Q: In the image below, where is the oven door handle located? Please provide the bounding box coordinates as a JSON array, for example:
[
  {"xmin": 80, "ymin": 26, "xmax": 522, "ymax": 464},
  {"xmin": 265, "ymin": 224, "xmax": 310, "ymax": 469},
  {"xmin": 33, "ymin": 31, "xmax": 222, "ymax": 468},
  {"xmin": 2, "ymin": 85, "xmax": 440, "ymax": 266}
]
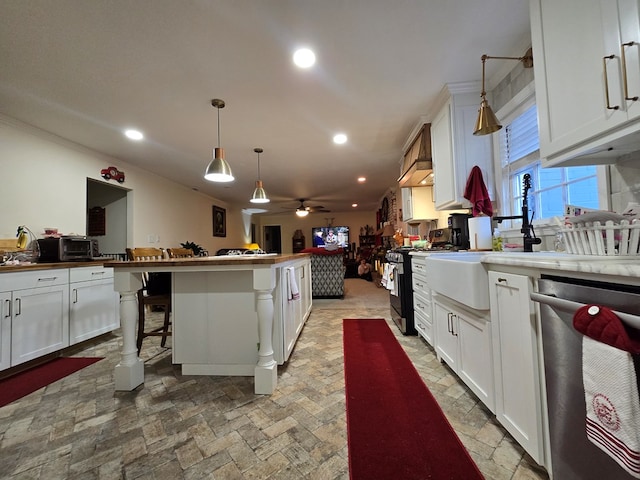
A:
[{"xmin": 530, "ymin": 291, "xmax": 640, "ymax": 330}]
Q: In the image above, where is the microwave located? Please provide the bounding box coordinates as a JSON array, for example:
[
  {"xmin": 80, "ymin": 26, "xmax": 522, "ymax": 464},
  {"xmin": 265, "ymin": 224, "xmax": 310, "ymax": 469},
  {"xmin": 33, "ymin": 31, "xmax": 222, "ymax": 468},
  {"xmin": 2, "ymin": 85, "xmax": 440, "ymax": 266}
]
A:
[{"xmin": 37, "ymin": 236, "xmax": 94, "ymax": 262}]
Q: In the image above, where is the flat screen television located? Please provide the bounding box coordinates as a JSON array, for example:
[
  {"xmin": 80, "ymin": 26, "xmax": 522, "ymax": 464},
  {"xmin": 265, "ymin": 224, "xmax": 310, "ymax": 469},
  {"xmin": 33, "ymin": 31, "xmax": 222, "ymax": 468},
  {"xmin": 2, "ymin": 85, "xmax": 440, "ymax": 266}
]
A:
[{"xmin": 311, "ymin": 226, "xmax": 350, "ymax": 248}]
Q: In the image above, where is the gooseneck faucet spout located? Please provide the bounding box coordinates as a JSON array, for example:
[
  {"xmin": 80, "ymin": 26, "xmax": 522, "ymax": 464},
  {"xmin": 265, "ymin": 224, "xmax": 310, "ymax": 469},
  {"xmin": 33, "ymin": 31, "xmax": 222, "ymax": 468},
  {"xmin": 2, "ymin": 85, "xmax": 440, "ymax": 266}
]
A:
[{"xmin": 493, "ymin": 173, "xmax": 542, "ymax": 252}]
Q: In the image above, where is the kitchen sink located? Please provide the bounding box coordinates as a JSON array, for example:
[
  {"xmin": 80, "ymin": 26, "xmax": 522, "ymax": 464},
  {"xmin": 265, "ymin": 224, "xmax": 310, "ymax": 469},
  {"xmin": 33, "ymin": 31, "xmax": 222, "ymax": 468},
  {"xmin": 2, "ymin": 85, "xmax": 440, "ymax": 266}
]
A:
[{"xmin": 425, "ymin": 252, "xmax": 489, "ymax": 310}]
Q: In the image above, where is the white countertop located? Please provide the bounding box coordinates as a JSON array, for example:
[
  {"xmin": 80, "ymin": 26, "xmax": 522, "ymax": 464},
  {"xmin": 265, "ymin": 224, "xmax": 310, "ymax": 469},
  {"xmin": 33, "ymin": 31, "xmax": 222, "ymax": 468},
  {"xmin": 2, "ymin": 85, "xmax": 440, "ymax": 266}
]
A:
[{"xmin": 410, "ymin": 250, "xmax": 640, "ymax": 279}]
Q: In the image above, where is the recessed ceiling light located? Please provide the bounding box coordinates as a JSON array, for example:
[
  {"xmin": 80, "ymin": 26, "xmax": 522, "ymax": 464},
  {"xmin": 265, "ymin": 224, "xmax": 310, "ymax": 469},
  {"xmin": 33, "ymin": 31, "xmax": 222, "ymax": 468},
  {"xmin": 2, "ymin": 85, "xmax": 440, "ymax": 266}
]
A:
[
  {"xmin": 352, "ymin": 203, "xmax": 358, "ymax": 208},
  {"xmin": 124, "ymin": 129, "xmax": 144, "ymax": 141},
  {"xmin": 357, "ymin": 177, "xmax": 366, "ymax": 183},
  {"xmin": 293, "ymin": 48, "xmax": 316, "ymax": 68},
  {"xmin": 333, "ymin": 133, "xmax": 347, "ymax": 144}
]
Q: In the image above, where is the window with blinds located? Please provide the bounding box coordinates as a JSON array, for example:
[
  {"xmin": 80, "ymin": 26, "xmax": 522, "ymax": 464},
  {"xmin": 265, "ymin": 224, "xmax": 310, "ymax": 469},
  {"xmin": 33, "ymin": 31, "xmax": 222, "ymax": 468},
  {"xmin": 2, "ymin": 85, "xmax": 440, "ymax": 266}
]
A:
[{"xmin": 499, "ymin": 104, "xmax": 599, "ymax": 221}]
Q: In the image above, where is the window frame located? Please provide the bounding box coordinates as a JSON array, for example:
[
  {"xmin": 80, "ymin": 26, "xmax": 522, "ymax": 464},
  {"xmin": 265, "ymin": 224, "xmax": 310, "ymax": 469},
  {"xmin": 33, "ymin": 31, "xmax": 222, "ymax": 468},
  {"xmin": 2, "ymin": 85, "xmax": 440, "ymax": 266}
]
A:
[{"xmin": 490, "ymin": 83, "xmax": 609, "ymax": 233}]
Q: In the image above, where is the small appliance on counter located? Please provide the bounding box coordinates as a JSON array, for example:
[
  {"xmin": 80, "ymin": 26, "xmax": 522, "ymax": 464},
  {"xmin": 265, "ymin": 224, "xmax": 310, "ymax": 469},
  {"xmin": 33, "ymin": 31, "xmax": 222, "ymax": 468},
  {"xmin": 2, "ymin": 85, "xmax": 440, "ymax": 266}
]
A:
[
  {"xmin": 37, "ymin": 236, "xmax": 94, "ymax": 262},
  {"xmin": 448, "ymin": 213, "xmax": 473, "ymax": 250}
]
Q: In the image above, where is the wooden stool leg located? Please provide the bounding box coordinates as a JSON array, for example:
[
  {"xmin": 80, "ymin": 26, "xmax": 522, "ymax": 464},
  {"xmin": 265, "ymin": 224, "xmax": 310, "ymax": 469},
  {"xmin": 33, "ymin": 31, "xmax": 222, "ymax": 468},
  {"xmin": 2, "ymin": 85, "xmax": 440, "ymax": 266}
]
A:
[
  {"xmin": 136, "ymin": 290, "xmax": 145, "ymax": 355},
  {"xmin": 160, "ymin": 306, "xmax": 171, "ymax": 348}
]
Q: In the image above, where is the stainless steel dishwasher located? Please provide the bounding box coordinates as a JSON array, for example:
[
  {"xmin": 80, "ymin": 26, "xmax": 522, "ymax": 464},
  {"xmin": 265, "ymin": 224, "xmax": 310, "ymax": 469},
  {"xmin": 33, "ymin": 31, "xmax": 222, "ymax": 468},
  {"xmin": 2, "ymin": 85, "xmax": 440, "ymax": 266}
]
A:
[{"xmin": 531, "ymin": 275, "xmax": 640, "ymax": 480}]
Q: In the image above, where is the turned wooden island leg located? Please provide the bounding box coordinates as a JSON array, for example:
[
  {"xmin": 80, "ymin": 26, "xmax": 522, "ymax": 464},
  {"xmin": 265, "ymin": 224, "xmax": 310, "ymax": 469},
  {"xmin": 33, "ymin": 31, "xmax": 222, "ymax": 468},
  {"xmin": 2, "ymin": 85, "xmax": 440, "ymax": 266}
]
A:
[
  {"xmin": 253, "ymin": 268, "xmax": 277, "ymax": 394},
  {"xmin": 113, "ymin": 271, "xmax": 144, "ymax": 391}
]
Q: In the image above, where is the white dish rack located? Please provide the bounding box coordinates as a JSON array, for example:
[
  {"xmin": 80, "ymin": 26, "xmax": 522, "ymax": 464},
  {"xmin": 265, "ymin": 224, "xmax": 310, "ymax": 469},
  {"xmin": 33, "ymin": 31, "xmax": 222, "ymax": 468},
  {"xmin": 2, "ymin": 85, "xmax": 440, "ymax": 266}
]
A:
[{"xmin": 560, "ymin": 219, "xmax": 640, "ymax": 256}]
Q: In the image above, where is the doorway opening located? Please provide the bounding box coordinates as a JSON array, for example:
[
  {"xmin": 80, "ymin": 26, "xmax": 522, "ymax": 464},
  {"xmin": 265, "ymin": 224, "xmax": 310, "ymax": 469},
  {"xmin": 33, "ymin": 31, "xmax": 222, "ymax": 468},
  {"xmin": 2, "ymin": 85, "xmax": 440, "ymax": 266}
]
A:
[
  {"xmin": 263, "ymin": 225, "xmax": 282, "ymax": 254},
  {"xmin": 86, "ymin": 178, "xmax": 129, "ymax": 259}
]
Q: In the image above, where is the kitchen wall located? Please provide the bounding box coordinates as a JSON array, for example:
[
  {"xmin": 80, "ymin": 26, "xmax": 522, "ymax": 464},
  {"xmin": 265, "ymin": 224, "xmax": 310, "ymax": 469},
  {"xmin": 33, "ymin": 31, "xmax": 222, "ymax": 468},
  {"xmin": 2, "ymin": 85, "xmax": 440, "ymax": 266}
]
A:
[
  {"xmin": 610, "ymin": 154, "xmax": 640, "ymax": 213},
  {"xmin": 0, "ymin": 115, "xmax": 247, "ymax": 254}
]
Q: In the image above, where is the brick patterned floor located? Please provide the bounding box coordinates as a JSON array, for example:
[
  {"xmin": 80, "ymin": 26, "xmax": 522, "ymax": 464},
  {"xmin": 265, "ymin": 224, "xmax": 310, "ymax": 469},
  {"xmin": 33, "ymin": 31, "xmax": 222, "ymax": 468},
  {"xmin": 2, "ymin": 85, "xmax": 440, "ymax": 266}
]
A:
[{"xmin": 0, "ymin": 278, "xmax": 549, "ymax": 479}]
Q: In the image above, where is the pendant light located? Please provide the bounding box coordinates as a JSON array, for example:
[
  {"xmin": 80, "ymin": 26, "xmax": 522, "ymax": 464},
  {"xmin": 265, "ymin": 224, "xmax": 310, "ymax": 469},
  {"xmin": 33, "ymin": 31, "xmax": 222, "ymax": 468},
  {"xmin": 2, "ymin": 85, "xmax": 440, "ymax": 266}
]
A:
[
  {"xmin": 250, "ymin": 147, "xmax": 270, "ymax": 203},
  {"xmin": 204, "ymin": 98, "xmax": 234, "ymax": 182}
]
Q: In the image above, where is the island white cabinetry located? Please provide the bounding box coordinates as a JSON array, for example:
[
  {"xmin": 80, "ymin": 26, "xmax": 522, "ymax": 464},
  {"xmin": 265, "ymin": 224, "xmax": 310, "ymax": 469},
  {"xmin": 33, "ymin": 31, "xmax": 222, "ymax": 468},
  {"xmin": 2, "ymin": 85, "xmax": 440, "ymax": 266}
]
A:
[
  {"xmin": 0, "ymin": 269, "xmax": 70, "ymax": 367},
  {"xmin": 69, "ymin": 266, "xmax": 120, "ymax": 345},
  {"xmin": 432, "ymin": 292, "xmax": 494, "ymax": 412},
  {"xmin": 411, "ymin": 256, "xmax": 433, "ymax": 345},
  {"xmin": 431, "ymin": 83, "xmax": 493, "ymax": 210},
  {"xmin": 530, "ymin": 0, "xmax": 640, "ymax": 166},
  {"xmin": 488, "ymin": 270, "xmax": 545, "ymax": 465},
  {"xmin": 402, "ymin": 187, "xmax": 437, "ymax": 222},
  {"xmin": 168, "ymin": 255, "xmax": 312, "ymax": 388},
  {"xmin": 275, "ymin": 258, "xmax": 312, "ymax": 363}
]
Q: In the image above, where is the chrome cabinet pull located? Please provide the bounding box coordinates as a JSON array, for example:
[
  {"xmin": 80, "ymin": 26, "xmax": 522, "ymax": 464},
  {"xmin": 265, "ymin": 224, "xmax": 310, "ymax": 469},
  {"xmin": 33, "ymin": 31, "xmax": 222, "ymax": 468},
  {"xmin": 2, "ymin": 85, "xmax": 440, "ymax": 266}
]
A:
[
  {"xmin": 447, "ymin": 312, "xmax": 452, "ymax": 334},
  {"xmin": 603, "ymin": 54, "xmax": 620, "ymax": 110},
  {"xmin": 15, "ymin": 298, "xmax": 21, "ymax": 316},
  {"xmin": 91, "ymin": 271, "xmax": 106, "ymax": 276},
  {"xmin": 37, "ymin": 276, "xmax": 57, "ymax": 282},
  {"xmin": 451, "ymin": 314, "xmax": 458, "ymax": 336},
  {"xmin": 621, "ymin": 41, "xmax": 639, "ymax": 101},
  {"xmin": 73, "ymin": 288, "xmax": 78, "ymax": 303},
  {"xmin": 4, "ymin": 299, "xmax": 10, "ymax": 318}
]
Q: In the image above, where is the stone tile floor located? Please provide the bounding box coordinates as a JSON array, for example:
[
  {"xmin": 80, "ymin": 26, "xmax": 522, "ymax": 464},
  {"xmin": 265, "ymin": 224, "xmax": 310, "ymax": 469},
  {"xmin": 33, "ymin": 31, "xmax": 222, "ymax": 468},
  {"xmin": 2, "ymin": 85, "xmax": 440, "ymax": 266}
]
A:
[{"xmin": 0, "ymin": 278, "xmax": 549, "ymax": 479}]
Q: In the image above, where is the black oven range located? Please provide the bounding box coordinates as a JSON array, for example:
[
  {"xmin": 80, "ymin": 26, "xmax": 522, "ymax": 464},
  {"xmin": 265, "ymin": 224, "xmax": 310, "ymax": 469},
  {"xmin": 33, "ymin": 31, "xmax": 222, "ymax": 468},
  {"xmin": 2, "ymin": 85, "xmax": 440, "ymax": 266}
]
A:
[{"xmin": 385, "ymin": 248, "xmax": 417, "ymax": 335}]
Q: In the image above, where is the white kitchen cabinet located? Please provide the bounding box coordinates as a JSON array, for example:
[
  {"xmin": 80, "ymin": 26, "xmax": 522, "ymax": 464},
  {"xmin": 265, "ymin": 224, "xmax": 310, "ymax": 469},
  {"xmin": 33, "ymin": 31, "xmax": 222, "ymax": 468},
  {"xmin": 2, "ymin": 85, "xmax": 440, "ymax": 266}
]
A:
[
  {"xmin": 431, "ymin": 83, "xmax": 493, "ymax": 210},
  {"xmin": 433, "ymin": 293, "xmax": 494, "ymax": 412},
  {"xmin": 278, "ymin": 259, "xmax": 312, "ymax": 363},
  {"xmin": 411, "ymin": 256, "xmax": 433, "ymax": 345},
  {"xmin": 488, "ymin": 270, "xmax": 545, "ymax": 465},
  {"xmin": 1, "ymin": 269, "xmax": 70, "ymax": 367},
  {"xmin": 69, "ymin": 266, "xmax": 119, "ymax": 345},
  {"xmin": 401, "ymin": 186, "xmax": 437, "ymax": 222},
  {"xmin": 0, "ymin": 291, "xmax": 10, "ymax": 370},
  {"xmin": 530, "ymin": 0, "xmax": 640, "ymax": 167}
]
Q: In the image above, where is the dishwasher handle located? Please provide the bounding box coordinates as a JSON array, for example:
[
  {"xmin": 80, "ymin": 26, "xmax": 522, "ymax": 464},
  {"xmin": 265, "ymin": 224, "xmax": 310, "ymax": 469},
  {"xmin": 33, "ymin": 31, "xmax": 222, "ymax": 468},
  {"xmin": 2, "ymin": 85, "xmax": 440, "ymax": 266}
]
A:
[{"xmin": 531, "ymin": 291, "xmax": 640, "ymax": 330}]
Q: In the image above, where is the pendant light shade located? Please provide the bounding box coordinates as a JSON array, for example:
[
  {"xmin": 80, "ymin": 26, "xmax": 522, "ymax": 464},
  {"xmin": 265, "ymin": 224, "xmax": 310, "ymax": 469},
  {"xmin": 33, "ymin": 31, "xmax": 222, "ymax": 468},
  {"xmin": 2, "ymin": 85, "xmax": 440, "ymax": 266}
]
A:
[
  {"xmin": 250, "ymin": 147, "xmax": 270, "ymax": 203},
  {"xmin": 204, "ymin": 99, "xmax": 234, "ymax": 182}
]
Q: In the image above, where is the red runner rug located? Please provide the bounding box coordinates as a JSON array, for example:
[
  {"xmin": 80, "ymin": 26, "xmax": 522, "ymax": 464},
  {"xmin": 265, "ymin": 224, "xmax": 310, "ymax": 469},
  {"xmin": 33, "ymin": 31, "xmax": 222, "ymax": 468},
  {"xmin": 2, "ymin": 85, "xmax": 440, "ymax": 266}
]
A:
[
  {"xmin": 0, "ymin": 357, "xmax": 103, "ymax": 407},
  {"xmin": 343, "ymin": 319, "xmax": 484, "ymax": 480}
]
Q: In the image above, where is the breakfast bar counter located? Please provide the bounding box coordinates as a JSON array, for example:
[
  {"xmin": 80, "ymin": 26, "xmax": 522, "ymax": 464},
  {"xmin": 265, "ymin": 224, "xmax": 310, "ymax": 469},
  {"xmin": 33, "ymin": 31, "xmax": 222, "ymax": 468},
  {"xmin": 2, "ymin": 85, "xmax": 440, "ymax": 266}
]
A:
[{"xmin": 105, "ymin": 254, "xmax": 311, "ymax": 395}]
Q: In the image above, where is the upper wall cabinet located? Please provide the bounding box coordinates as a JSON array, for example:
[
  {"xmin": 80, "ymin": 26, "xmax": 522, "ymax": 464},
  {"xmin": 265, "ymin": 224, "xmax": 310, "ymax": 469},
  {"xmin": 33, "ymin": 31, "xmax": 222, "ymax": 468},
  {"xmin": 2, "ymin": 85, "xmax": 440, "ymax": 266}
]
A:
[
  {"xmin": 431, "ymin": 83, "xmax": 493, "ymax": 210},
  {"xmin": 530, "ymin": 0, "xmax": 640, "ymax": 167},
  {"xmin": 402, "ymin": 186, "xmax": 438, "ymax": 222}
]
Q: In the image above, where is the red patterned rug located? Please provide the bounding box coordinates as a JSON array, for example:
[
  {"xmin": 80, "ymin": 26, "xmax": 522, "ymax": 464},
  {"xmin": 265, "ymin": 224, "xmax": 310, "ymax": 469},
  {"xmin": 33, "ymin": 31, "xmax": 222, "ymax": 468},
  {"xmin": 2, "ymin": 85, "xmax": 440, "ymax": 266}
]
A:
[
  {"xmin": 0, "ymin": 357, "xmax": 103, "ymax": 407},
  {"xmin": 343, "ymin": 319, "xmax": 484, "ymax": 480}
]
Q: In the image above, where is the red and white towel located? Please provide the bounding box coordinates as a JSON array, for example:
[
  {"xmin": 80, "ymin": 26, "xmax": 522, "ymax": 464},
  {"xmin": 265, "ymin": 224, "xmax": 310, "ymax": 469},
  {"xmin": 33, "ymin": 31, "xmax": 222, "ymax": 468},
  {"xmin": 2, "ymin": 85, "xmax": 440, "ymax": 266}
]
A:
[
  {"xmin": 573, "ymin": 304, "xmax": 640, "ymax": 478},
  {"xmin": 287, "ymin": 267, "xmax": 300, "ymax": 301}
]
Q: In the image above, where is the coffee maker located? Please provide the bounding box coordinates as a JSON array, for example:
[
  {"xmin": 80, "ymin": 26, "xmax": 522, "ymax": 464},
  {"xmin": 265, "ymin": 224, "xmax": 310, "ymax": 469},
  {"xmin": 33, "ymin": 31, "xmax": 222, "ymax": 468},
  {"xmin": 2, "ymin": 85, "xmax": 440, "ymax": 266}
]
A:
[{"xmin": 448, "ymin": 213, "xmax": 473, "ymax": 250}]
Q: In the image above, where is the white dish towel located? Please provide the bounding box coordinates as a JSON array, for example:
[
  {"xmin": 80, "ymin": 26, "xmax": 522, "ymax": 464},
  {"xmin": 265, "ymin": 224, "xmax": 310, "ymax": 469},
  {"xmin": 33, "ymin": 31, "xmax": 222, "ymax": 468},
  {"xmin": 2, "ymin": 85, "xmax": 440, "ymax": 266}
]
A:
[
  {"xmin": 287, "ymin": 266, "xmax": 300, "ymax": 301},
  {"xmin": 574, "ymin": 304, "xmax": 640, "ymax": 478}
]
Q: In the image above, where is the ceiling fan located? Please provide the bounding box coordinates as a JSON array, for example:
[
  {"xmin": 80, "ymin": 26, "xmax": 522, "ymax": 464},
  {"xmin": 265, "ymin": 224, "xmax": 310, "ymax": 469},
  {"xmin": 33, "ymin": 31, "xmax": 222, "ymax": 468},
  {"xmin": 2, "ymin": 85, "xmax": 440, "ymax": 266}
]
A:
[{"xmin": 293, "ymin": 198, "xmax": 330, "ymax": 217}]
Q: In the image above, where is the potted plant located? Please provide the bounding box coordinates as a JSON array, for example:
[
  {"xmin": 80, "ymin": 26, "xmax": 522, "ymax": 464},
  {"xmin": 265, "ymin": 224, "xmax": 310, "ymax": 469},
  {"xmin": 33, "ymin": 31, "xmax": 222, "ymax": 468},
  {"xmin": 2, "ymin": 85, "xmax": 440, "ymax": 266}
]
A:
[{"xmin": 181, "ymin": 241, "xmax": 206, "ymax": 256}]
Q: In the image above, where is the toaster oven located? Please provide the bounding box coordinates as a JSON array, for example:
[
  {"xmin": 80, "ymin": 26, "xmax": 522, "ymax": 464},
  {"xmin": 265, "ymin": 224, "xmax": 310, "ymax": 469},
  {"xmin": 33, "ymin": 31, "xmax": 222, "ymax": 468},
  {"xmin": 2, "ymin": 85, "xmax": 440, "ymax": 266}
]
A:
[{"xmin": 37, "ymin": 236, "xmax": 94, "ymax": 262}]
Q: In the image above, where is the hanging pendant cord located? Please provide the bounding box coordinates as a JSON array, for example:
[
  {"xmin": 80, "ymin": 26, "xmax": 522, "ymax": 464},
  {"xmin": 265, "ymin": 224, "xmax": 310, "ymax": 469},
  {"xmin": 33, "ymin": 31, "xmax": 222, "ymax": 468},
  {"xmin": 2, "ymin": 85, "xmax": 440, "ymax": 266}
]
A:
[{"xmin": 217, "ymin": 107, "xmax": 221, "ymax": 147}]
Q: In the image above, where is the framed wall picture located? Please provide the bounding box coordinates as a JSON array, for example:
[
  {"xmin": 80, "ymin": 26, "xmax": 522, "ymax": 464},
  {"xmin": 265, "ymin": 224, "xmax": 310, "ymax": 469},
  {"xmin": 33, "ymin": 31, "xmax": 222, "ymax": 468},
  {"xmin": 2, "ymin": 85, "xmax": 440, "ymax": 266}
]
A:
[{"xmin": 213, "ymin": 205, "xmax": 226, "ymax": 237}]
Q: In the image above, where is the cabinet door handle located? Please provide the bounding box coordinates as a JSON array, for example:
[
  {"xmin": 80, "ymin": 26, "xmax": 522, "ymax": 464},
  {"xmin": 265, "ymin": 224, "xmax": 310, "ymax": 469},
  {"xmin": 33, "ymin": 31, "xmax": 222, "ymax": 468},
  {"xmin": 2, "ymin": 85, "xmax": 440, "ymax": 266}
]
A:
[
  {"xmin": 15, "ymin": 298, "xmax": 21, "ymax": 316},
  {"xmin": 73, "ymin": 288, "xmax": 78, "ymax": 303},
  {"xmin": 498, "ymin": 277, "xmax": 507, "ymax": 283},
  {"xmin": 451, "ymin": 314, "xmax": 458, "ymax": 336},
  {"xmin": 621, "ymin": 41, "xmax": 639, "ymax": 101},
  {"xmin": 91, "ymin": 271, "xmax": 106, "ymax": 276},
  {"xmin": 603, "ymin": 54, "xmax": 620, "ymax": 110},
  {"xmin": 37, "ymin": 276, "xmax": 58, "ymax": 282},
  {"xmin": 447, "ymin": 312, "xmax": 452, "ymax": 334},
  {"xmin": 4, "ymin": 299, "xmax": 10, "ymax": 318}
]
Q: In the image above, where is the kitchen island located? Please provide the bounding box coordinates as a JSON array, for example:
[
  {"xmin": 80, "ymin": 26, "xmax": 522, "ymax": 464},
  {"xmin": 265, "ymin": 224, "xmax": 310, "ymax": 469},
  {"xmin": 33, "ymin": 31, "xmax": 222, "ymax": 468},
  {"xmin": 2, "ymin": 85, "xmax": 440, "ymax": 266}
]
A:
[{"xmin": 105, "ymin": 254, "xmax": 311, "ymax": 395}]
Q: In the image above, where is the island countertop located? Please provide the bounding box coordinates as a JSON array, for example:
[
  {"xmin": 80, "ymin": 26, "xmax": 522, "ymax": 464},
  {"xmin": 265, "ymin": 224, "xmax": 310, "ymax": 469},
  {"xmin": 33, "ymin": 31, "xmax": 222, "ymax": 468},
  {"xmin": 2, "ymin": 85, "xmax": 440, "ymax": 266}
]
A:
[{"xmin": 104, "ymin": 253, "xmax": 308, "ymax": 269}]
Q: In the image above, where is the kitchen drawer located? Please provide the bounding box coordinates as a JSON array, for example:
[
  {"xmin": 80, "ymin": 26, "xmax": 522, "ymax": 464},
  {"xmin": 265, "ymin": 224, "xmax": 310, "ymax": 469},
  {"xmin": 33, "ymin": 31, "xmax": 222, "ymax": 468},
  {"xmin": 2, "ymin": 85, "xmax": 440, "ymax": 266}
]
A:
[
  {"xmin": 411, "ymin": 257, "xmax": 427, "ymax": 277},
  {"xmin": 0, "ymin": 269, "xmax": 69, "ymax": 292},
  {"xmin": 412, "ymin": 270, "xmax": 428, "ymax": 293},
  {"xmin": 413, "ymin": 292, "xmax": 431, "ymax": 321},
  {"xmin": 69, "ymin": 266, "xmax": 113, "ymax": 283},
  {"xmin": 414, "ymin": 306, "xmax": 433, "ymax": 345}
]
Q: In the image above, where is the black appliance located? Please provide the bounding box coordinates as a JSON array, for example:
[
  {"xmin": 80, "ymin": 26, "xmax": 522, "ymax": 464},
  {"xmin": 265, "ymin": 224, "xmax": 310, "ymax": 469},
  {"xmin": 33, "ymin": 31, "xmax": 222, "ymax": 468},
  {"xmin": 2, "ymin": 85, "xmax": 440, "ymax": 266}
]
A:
[
  {"xmin": 37, "ymin": 236, "xmax": 93, "ymax": 262},
  {"xmin": 448, "ymin": 213, "xmax": 472, "ymax": 249},
  {"xmin": 385, "ymin": 248, "xmax": 417, "ymax": 335}
]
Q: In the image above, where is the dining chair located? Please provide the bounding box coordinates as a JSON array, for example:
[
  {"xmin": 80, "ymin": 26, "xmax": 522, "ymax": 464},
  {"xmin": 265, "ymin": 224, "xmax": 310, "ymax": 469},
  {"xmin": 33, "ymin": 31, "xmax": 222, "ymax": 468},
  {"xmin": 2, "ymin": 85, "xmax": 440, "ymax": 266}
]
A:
[
  {"xmin": 167, "ymin": 247, "xmax": 195, "ymax": 258},
  {"xmin": 126, "ymin": 247, "xmax": 172, "ymax": 354}
]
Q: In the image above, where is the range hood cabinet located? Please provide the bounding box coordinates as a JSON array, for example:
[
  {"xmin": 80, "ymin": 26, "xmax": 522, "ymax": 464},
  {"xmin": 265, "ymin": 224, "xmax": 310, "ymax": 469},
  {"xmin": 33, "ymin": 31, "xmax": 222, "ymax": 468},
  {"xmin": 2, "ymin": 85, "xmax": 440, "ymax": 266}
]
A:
[{"xmin": 398, "ymin": 123, "xmax": 433, "ymax": 188}]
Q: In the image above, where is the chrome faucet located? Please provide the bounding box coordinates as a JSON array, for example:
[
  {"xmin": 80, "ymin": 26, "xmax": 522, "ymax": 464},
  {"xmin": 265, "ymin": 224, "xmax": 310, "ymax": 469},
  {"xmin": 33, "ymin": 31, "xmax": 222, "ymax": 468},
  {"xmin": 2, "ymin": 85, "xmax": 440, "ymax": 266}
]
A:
[{"xmin": 493, "ymin": 173, "xmax": 542, "ymax": 252}]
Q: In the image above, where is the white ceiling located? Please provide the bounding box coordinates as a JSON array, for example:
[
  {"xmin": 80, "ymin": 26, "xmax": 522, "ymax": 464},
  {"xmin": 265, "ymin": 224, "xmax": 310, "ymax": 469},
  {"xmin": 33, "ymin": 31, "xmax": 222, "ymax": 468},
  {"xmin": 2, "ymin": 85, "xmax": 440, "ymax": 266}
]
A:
[{"xmin": 0, "ymin": 0, "xmax": 531, "ymax": 216}]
